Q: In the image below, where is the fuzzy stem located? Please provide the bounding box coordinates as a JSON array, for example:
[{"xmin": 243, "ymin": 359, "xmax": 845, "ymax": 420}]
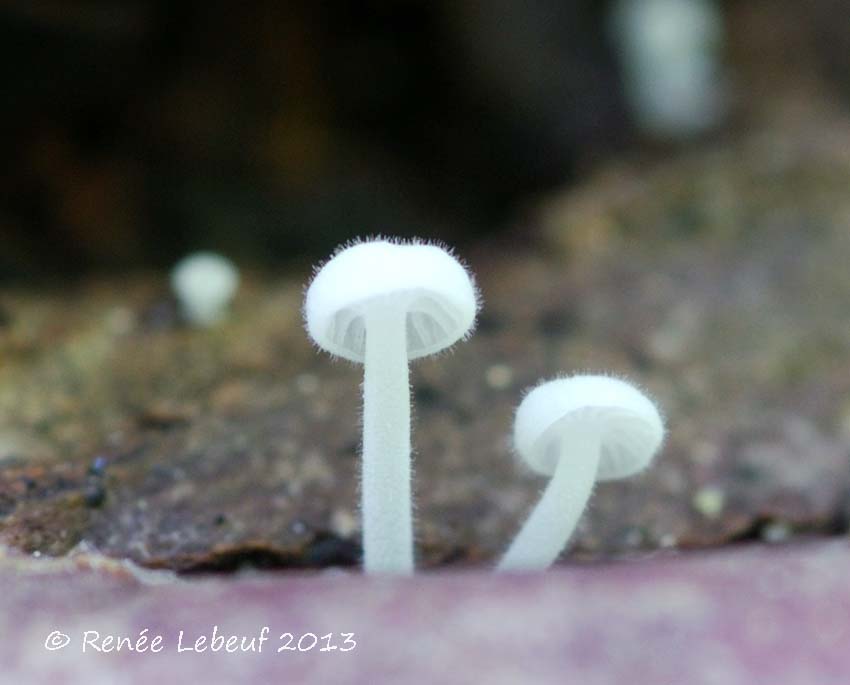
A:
[
  {"xmin": 361, "ymin": 304, "xmax": 413, "ymax": 574},
  {"xmin": 497, "ymin": 432, "xmax": 600, "ymax": 572}
]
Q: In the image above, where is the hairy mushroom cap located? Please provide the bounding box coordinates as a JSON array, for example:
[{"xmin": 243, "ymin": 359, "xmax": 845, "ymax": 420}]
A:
[
  {"xmin": 514, "ymin": 375, "xmax": 665, "ymax": 481},
  {"xmin": 304, "ymin": 239, "xmax": 479, "ymax": 362}
]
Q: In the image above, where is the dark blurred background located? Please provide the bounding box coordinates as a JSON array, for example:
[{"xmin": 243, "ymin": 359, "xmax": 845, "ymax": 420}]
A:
[{"xmin": 1, "ymin": 0, "xmax": 848, "ymax": 282}]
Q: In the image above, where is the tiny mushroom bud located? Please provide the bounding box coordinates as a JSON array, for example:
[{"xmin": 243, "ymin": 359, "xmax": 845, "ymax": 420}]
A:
[
  {"xmin": 305, "ymin": 238, "xmax": 478, "ymax": 574},
  {"xmin": 497, "ymin": 375, "xmax": 664, "ymax": 572},
  {"xmin": 171, "ymin": 251, "xmax": 240, "ymax": 327}
]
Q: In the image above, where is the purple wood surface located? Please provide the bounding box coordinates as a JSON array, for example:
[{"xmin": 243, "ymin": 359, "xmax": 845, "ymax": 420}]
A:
[{"xmin": 2, "ymin": 540, "xmax": 848, "ymax": 684}]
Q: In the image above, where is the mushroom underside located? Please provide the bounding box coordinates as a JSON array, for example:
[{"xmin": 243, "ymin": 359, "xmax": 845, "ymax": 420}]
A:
[
  {"xmin": 533, "ymin": 414, "xmax": 660, "ymax": 479},
  {"xmin": 329, "ymin": 296, "xmax": 466, "ymax": 360}
]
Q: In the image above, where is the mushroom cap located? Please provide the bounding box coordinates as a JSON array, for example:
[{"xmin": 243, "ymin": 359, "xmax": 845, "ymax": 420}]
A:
[
  {"xmin": 170, "ymin": 251, "xmax": 240, "ymax": 323},
  {"xmin": 514, "ymin": 375, "xmax": 664, "ymax": 481},
  {"xmin": 304, "ymin": 239, "xmax": 478, "ymax": 362}
]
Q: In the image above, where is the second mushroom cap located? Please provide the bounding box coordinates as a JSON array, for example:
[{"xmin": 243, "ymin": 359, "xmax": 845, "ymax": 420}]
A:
[{"xmin": 514, "ymin": 375, "xmax": 665, "ymax": 481}]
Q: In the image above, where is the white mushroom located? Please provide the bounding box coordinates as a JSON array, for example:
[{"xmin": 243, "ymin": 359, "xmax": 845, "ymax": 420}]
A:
[
  {"xmin": 610, "ymin": 0, "xmax": 726, "ymax": 138},
  {"xmin": 304, "ymin": 239, "xmax": 478, "ymax": 573},
  {"xmin": 498, "ymin": 375, "xmax": 664, "ymax": 572},
  {"xmin": 171, "ymin": 252, "xmax": 240, "ymax": 327}
]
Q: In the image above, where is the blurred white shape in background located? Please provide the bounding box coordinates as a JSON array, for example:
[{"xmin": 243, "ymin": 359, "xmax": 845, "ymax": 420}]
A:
[
  {"xmin": 610, "ymin": 0, "xmax": 726, "ymax": 139},
  {"xmin": 171, "ymin": 252, "xmax": 240, "ymax": 327}
]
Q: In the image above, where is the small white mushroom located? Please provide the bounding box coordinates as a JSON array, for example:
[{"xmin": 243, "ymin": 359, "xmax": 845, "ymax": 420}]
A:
[
  {"xmin": 498, "ymin": 375, "xmax": 664, "ymax": 572},
  {"xmin": 304, "ymin": 238, "xmax": 478, "ymax": 574},
  {"xmin": 170, "ymin": 252, "xmax": 240, "ymax": 327},
  {"xmin": 610, "ymin": 0, "xmax": 726, "ymax": 138}
]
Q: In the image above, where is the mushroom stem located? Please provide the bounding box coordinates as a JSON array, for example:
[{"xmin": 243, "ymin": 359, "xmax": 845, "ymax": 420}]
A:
[
  {"xmin": 362, "ymin": 305, "xmax": 413, "ymax": 574},
  {"xmin": 497, "ymin": 432, "xmax": 600, "ymax": 572}
]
